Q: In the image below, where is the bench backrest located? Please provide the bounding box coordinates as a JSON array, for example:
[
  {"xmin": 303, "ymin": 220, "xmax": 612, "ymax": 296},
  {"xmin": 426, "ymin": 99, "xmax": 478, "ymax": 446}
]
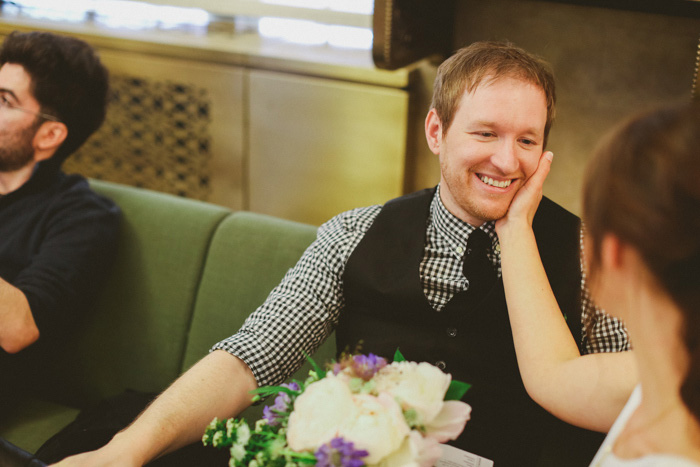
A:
[
  {"xmin": 43, "ymin": 180, "xmax": 330, "ymax": 411},
  {"xmin": 45, "ymin": 180, "xmax": 230, "ymax": 407},
  {"xmin": 182, "ymin": 211, "xmax": 335, "ymax": 421}
]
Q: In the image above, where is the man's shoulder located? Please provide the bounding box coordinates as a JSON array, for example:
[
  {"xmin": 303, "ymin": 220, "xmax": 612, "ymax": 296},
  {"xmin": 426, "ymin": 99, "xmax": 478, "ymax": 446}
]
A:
[
  {"xmin": 15, "ymin": 171, "xmax": 122, "ymax": 240},
  {"xmin": 318, "ymin": 188, "xmax": 436, "ymax": 240},
  {"xmin": 10, "ymin": 168, "xmax": 117, "ymax": 220},
  {"xmin": 320, "ymin": 204, "xmax": 382, "ymax": 237},
  {"xmin": 534, "ymin": 196, "xmax": 581, "ymax": 238},
  {"xmin": 51, "ymin": 172, "xmax": 120, "ymax": 216},
  {"xmin": 533, "ymin": 196, "xmax": 581, "ymax": 261},
  {"xmin": 537, "ymin": 196, "xmax": 579, "ymax": 223}
]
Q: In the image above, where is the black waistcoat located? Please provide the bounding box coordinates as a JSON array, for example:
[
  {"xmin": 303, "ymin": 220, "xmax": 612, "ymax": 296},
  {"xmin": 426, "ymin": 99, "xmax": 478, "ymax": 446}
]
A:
[{"xmin": 337, "ymin": 188, "xmax": 586, "ymax": 466}]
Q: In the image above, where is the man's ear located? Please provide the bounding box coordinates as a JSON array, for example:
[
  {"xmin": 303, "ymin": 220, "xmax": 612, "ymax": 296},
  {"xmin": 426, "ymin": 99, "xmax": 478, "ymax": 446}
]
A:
[
  {"xmin": 425, "ymin": 108, "xmax": 443, "ymax": 156},
  {"xmin": 33, "ymin": 121, "xmax": 68, "ymax": 162}
]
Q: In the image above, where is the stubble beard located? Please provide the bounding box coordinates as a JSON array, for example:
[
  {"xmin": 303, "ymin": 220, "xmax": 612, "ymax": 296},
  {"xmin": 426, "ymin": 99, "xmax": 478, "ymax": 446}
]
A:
[
  {"xmin": 460, "ymin": 193, "xmax": 511, "ymax": 224},
  {"xmin": 0, "ymin": 122, "xmax": 39, "ymax": 172},
  {"xmin": 442, "ymin": 168, "xmax": 513, "ymax": 225}
]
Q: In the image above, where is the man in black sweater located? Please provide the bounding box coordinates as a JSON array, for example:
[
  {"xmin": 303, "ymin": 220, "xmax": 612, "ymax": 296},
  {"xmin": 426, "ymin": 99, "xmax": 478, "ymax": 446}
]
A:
[{"xmin": 0, "ymin": 31, "xmax": 119, "ymax": 387}]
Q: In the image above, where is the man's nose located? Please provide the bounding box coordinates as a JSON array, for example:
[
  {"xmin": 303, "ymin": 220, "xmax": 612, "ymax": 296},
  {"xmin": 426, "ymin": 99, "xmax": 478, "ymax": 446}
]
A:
[{"xmin": 490, "ymin": 139, "xmax": 519, "ymax": 174}]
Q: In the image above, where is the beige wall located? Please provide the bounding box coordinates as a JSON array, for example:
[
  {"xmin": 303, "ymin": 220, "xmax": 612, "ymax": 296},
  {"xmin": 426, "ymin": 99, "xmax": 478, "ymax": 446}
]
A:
[
  {"xmin": 0, "ymin": 15, "xmax": 412, "ymax": 226},
  {"xmin": 3, "ymin": 4, "xmax": 697, "ymax": 220},
  {"xmin": 409, "ymin": 1, "xmax": 700, "ymax": 216}
]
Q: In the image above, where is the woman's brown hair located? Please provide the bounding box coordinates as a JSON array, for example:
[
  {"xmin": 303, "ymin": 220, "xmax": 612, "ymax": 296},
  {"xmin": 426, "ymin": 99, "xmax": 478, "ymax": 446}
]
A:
[{"xmin": 582, "ymin": 101, "xmax": 700, "ymax": 420}]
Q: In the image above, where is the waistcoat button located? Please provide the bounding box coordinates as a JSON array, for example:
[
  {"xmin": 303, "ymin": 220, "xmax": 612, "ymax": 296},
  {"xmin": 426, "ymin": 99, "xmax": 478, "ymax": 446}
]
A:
[
  {"xmin": 447, "ymin": 327, "xmax": 457, "ymax": 337},
  {"xmin": 435, "ymin": 360, "xmax": 446, "ymax": 370}
]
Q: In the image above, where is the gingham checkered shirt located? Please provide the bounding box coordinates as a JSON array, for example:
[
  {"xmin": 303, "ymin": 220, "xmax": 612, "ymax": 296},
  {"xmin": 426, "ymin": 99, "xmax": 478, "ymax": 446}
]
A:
[{"xmin": 213, "ymin": 186, "xmax": 630, "ymax": 386}]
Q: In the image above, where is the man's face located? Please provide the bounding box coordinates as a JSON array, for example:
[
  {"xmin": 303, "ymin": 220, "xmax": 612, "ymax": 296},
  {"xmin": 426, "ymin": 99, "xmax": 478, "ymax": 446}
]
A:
[
  {"xmin": 0, "ymin": 63, "xmax": 40, "ymax": 172},
  {"xmin": 426, "ymin": 76, "xmax": 548, "ymax": 226}
]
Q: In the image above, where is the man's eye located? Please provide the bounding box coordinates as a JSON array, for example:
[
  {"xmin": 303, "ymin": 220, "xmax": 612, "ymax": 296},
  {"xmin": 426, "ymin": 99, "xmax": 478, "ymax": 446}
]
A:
[
  {"xmin": 520, "ymin": 138, "xmax": 537, "ymax": 146},
  {"xmin": 0, "ymin": 95, "xmax": 10, "ymax": 106},
  {"xmin": 475, "ymin": 132, "xmax": 495, "ymax": 138}
]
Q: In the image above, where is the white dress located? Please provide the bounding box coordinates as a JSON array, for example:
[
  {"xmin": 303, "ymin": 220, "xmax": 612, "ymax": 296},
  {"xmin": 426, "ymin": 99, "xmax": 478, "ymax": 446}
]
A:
[{"xmin": 590, "ymin": 385, "xmax": 700, "ymax": 467}]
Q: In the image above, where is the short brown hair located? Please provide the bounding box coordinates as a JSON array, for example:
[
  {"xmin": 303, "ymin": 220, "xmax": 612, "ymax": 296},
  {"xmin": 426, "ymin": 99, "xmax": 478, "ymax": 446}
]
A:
[{"xmin": 431, "ymin": 41, "xmax": 556, "ymax": 147}]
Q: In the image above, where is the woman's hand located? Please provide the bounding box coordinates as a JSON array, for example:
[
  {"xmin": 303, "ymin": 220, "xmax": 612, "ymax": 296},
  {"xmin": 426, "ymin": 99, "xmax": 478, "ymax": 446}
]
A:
[{"xmin": 496, "ymin": 151, "xmax": 553, "ymax": 236}]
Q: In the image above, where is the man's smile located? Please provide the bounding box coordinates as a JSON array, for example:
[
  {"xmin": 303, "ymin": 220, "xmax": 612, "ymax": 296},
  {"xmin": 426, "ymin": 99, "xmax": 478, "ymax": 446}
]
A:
[{"xmin": 477, "ymin": 173, "xmax": 513, "ymax": 189}]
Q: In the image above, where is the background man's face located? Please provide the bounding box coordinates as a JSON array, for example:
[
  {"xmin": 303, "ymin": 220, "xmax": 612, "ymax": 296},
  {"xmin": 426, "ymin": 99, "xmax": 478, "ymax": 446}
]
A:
[
  {"xmin": 430, "ymin": 76, "xmax": 548, "ymax": 226},
  {"xmin": 0, "ymin": 63, "xmax": 40, "ymax": 172}
]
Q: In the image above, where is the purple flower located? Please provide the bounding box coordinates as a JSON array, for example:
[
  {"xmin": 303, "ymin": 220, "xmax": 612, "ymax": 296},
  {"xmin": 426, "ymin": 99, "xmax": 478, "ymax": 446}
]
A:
[
  {"xmin": 332, "ymin": 353, "xmax": 387, "ymax": 381},
  {"xmin": 315, "ymin": 437, "xmax": 368, "ymax": 467},
  {"xmin": 262, "ymin": 405, "xmax": 278, "ymax": 425},
  {"xmin": 263, "ymin": 382, "xmax": 301, "ymax": 426},
  {"xmin": 285, "ymin": 381, "xmax": 301, "ymax": 392},
  {"xmin": 351, "ymin": 353, "xmax": 387, "ymax": 381}
]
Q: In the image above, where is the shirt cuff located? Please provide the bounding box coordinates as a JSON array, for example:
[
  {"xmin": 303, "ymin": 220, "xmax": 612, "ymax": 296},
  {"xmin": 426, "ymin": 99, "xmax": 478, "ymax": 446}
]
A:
[{"xmin": 210, "ymin": 331, "xmax": 280, "ymax": 388}]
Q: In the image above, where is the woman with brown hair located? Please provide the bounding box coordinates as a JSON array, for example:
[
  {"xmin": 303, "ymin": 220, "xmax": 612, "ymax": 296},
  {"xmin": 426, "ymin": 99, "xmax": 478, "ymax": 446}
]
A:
[{"xmin": 497, "ymin": 101, "xmax": 700, "ymax": 465}]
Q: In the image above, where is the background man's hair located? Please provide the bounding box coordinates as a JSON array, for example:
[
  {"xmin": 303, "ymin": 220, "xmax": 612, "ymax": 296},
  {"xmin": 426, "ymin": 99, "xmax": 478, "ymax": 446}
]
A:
[{"xmin": 0, "ymin": 31, "xmax": 109, "ymax": 165}]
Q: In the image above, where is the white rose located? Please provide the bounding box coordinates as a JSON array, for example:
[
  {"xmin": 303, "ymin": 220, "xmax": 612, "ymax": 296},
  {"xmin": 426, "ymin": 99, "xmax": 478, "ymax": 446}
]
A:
[
  {"xmin": 373, "ymin": 361, "xmax": 451, "ymax": 425},
  {"xmin": 338, "ymin": 392, "xmax": 410, "ymax": 464},
  {"xmin": 286, "ymin": 375, "xmax": 357, "ymax": 451},
  {"xmin": 424, "ymin": 400, "xmax": 471, "ymax": 443}
]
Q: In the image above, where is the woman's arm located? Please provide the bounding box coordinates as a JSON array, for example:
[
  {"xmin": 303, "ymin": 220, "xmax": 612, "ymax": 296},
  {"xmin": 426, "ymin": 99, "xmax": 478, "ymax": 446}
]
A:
[{"xmin": 495, "ymin": 151, "xmax": 636, "ymax": 432}]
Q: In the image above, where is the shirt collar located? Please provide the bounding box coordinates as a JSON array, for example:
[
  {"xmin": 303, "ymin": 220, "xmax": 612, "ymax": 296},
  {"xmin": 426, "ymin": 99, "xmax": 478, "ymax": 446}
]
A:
[{"xmin": 431, "ymin": 184, "xmax": 501, "ymax": 259}]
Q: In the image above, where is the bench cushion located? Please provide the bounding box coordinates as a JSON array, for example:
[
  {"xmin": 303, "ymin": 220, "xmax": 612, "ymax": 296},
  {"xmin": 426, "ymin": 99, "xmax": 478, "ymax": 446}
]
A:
[{"xmin": 0, "ymin": 396, "xmax": 80, "ymax": 453}]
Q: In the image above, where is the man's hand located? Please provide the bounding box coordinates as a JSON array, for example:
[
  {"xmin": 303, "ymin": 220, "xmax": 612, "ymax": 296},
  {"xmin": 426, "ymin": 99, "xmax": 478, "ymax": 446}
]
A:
[
  {"xmin": 496, "ymin": 151, "xmax": 553, "ymax": 235},
  {"xmin": 51, "ymin": 446, "xmax": 138, "ymax": 467}
]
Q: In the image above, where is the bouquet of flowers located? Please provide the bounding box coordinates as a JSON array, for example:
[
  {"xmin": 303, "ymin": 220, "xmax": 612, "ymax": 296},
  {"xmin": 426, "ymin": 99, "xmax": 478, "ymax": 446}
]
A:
[{"xmin": 202, "ymin": 350, "xmax": 471, "ymax": 467}]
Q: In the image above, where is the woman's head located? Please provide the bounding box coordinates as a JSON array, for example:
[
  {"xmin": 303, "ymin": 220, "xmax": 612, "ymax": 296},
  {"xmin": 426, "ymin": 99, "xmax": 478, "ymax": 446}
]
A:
[{"xmin": 582, "ymin": 101, "xmax": 700, "ymax": 417}]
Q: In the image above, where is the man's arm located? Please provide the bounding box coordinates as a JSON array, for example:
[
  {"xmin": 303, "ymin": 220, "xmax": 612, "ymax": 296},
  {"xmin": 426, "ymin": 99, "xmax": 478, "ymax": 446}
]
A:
[
  {"xmin": 0, "ymin": 277, "xmax": 39, "ymax": 353},
  {"xmin": 4, "ymin": 178, "xmax": 120, "ymax": 349},
  {"xmin": 54, "ymin": 350, "xmax": 257, "ymax": 466},
  {"xmin": 211, "ymin": 205, "xmax": 382, "ymax": 388},
  {"xmin": 55, "ymin": 205, "xmax": 381, "ymax": 466}
]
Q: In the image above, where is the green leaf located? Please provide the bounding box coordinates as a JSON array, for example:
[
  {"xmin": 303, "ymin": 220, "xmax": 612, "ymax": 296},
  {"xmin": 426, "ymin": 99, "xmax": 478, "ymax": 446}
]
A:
[
  {"xmin": 444, "ymin": 380, "xmax": 471, "ymax": 401},
  {"xmin": 393, "ymin": 348, "xmax": 406, "ymax": 362},
  {"xmin": 303, "ymin": 351, "xmax": 326, "ymax": 380},
  {"xmin": 286, "ymin": 450, "xmax": 317, "ymax": 462},
  {"xmin": 251, "ymin": 385, "xmax": 298, "ymax": 398}
]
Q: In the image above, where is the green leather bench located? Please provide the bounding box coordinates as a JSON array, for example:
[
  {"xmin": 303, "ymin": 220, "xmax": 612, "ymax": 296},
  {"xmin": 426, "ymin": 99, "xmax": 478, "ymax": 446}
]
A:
[{"xmin": 0, "ymin": 179, "xmax": 335, "ymax": 454}]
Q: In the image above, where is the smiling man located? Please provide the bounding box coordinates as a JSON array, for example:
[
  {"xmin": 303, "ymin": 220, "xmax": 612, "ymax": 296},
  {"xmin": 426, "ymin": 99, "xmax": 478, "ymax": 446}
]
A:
[
  {"xmin": 428, "ymin": 76, "xmax": 549, "ymax": 225},
  {"xmin": 56, "ymin": 42, "xmax": 628, "ymax": 467},
  {"xmin": 0, "ymin": 31, "xmax": 119, "ymax": 392}
]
